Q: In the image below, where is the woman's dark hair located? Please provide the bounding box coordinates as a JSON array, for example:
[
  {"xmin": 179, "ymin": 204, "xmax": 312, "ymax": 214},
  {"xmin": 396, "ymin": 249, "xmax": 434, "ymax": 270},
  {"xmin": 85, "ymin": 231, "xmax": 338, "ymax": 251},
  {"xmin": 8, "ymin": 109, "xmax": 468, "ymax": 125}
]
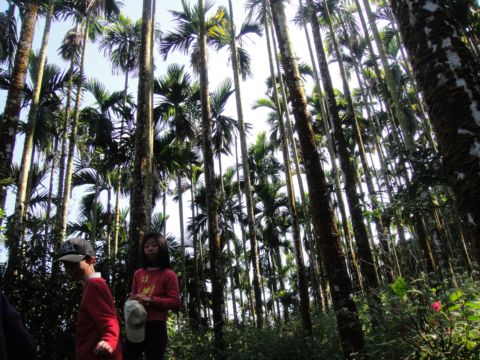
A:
[{"xmin": 139, "ymin": 232, "xmax": 171, "ymax": 269}]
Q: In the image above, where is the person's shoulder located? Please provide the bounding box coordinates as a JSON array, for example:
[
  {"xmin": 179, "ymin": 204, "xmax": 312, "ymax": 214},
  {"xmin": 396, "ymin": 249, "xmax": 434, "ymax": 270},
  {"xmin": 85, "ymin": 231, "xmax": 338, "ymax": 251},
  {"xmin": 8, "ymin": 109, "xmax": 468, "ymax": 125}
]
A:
[
  {"xmin": 86, "ymin": 276, "xmax": 109, "ymax": 291},
  {"xmin": 134, "ymin": 268, "xmax": 145, "ymax": 277},
  {"xmin": 162, "ymin": 268, "xmax": 178, "ymax": 278}
]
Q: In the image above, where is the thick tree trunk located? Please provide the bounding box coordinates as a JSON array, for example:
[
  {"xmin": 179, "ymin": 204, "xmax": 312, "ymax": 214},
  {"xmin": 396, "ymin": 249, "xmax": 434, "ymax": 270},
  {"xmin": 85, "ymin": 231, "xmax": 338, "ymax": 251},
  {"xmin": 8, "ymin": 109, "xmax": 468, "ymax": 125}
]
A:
[
  {"xmin": 0, "ymin": 0, "xmax": 39, "ymax": 206},
  {"xmin": 390, "ymin": 0, "xmax": 480, "ymax": 261},
  {"xmin": 128, "ymin": 0, "xmax": 154, "ymax": 275},
  {"xmin": 228, "ymin": 0, "xmax": 263, "ymax": 329},
  {"xmin": 199, "ymin": 0, "xmax": 225, "ymax": 347},
  {"xmin": 268, "ymin": 0, "xmax": 364, "ymax": 355},
  {"xmin": 306, "ymin": 0, "xmax": 379, "ymax": 290}
]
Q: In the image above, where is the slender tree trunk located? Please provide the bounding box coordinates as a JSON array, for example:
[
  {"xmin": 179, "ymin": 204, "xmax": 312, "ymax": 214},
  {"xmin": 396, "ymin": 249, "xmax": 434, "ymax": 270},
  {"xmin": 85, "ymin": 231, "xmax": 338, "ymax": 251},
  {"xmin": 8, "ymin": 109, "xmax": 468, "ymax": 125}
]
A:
[
  {"xmin": 264, "ymin": 13, "xmax": 311, "ymax": 333},
  {"xmin": 128, "ymin": 0, "xmax": 154, "ymax": 275},
  {"xmin": 296, "ymin": 1, "xmax": 362, "ymax": 292},
  {"xmin": 391, "ymin": 0, "xmax": 480, "ymax": 261},
  {"xmin": 177, "ymin": 175, "xmax": 188, "ymax": 318},
  {"xmin": 114, "ymin": 69, "xmax": 130, "ymax": 253},
  {"xmin": 235, "ymin": 136, "xmax": 255, "ymax": 324},
  {"xmin": 268, "ymin": 0, "xmax": 364, "ymax": 355},
  {"xmin": 226, "ymin": 237, "xmax": 238, "ymax": 326},
  {"xmin": 91, "ymin": 173, "xmax": 100, "ymax": 245},
  {"xmin": 328, "ymin": 5, "xmax": 393, "ymax": 282},
  {"xmin": 199, "ymin": 0, "xmax": 225, "ymax": 347},
  {"xmin": 56, "ymin": 60, "xmax": 75, "ymax": 228},
  {"xmin": 268, "ymin": 15, "xmax": 324, "ymax": 309},
  {"xmin": 106, "ymin": 188, "xmax": 112, "ymax": 256},
  {"xmin": 360, "ymin": 0, "xmax": 415, "ymax": 152},
  {"xmin": 58, "ymin": 21, "xmax": 89, "ymax": 242},
  {"xmin": 228, "ymin": 0, "xmax": 263, "ymax": 329},
  {"xmin": 6, "ymin": 0, "xmax": 54, "ymax": 279},
  {"xmin": 190, "ymin": 176, "xmax": 201, "ymax": 325},
  {"xmin": 0, "ymin": 0, "xmax": 39, "ymax": 207},
  {"xmin": 306, "ymin": 0, "xmax": 378, "ymax": 290},
  {"xmin": 44, "ymin": 142, "xmax": 58, "ymax": 274}
]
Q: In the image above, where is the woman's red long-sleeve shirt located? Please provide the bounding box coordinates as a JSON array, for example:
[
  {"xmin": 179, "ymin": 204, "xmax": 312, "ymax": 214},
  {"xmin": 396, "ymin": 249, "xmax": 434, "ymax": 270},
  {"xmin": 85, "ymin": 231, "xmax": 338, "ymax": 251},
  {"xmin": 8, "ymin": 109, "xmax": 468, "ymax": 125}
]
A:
[{"xmin": 131, "ymin": 268, "xmax": 181, "ymax": 321}]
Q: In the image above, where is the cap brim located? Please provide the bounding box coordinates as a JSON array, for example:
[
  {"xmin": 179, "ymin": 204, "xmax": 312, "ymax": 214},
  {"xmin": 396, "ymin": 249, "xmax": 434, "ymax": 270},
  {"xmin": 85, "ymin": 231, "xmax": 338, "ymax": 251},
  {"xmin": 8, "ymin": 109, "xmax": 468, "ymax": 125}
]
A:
[
  {"xmin": 57, "ymin": 254, "xmax": 86, "ymax": 262},
  {"xmin": 126, "ymin": 326, "xmax": 145, "ymax": 343}
]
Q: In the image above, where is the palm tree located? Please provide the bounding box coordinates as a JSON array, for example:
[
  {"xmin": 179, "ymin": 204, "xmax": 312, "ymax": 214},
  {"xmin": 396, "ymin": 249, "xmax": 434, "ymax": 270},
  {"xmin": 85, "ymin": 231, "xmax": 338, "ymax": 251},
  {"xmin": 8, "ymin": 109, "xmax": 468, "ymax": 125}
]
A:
[
  {"xmin": 128, "ymin": 0, "xmax": 154, "ymax": 275},
  {"xmin": 305, "ymin": 0, "xmax": 379, "ymax": 291},
  {"xmin": 100, "ymin": 13, "xmax": 142, "ymax": 253},
  {"xmin": 0, "ymin": 0, "xmax": 40, "ymax": 208},
  {"xmin": 198, "ymin": 0, "xmax": 225, "ymax": 346},
  {"xmin": 390, "ymin": 0, "xmax": 480, "ymax": 260},
  {"xmin": 211, "ymin": 78, "xmax": 236, "ymax": 190},
  {"xmin": 268, "ymin": 0, "xmax": 364, "ymax": 355},
  {"xmin": 160, "ymin": 0, "xmax": 226, "ymax": 70},
  {"xmin": 154, "ymin": 63, "xmax": 199, "ymax": 318},
  {"xmin": 224, "ymin": 0, "xmax": 265, "ymax": 328},
  {"xmin": 58, "ymin": 0, "xmax": 121, "ymax": 243},
  {"xmin": 0, "ymin": 3, "xmax": 18, "ymax": 70},
  {"xmin": 8, "ymin": 0, "xmax": 56, "ymax": 270}
]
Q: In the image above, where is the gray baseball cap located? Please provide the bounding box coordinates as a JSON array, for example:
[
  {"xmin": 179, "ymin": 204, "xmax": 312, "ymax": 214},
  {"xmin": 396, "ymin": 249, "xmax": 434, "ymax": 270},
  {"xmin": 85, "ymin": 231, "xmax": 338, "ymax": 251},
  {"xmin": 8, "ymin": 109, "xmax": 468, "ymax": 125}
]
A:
[
  {"xmin": 57, "ymin": 238, "xmax": 95, "ymax": 262},
  {"xmin": 124, "ymin": 299, "xmax": 147, "ymax": 343}
]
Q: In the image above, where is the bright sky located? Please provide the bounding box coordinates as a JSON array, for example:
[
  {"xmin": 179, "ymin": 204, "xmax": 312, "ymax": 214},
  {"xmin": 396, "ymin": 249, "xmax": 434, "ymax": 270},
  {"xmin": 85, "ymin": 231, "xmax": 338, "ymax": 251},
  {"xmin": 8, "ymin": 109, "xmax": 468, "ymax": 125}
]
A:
[{"xmin": 0, "ymin": 0, "xmax": 345, "ymax": 252}]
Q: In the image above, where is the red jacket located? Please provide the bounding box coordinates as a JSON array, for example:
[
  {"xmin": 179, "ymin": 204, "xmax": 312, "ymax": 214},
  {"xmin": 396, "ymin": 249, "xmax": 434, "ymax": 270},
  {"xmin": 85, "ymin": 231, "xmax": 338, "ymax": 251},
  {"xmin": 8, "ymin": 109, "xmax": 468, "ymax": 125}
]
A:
[
  {"xmin": 131, "ymin": 268, "xmax": 181, "ymax": 321},
  {"xmin": 76, "ymin": 275, "xmax": 121, "ymax": 360}
]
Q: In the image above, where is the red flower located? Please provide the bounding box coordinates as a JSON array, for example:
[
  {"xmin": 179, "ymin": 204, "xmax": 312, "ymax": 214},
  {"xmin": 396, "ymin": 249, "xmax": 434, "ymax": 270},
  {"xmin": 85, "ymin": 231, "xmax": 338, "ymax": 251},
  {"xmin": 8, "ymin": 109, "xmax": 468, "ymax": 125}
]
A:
[{"xmin": 431, "ymin": 301, "xmax": 442, "ymax": 313}]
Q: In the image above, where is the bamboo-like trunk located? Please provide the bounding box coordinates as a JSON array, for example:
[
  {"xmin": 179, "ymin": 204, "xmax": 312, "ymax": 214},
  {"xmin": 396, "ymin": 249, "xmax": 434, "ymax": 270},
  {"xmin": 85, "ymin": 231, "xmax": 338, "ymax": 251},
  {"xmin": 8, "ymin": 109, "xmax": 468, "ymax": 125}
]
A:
[
  {"xmin": 360, "ymin": 0, "xmax": 415, "ymax": 152},
  {"xmin": 234, "ymin": 136, "xmax": 255, "ymax": 324},
  {"xmin": 59, "ymin": 21, "xmax": 89, "ymax": 242},
  {"xmin": 264, "ymin": 12, "xmax": 311, "ymax": 333},
  {"xmin": 177, "ymin": 175, "xmax": 188, "ymax": 319},
  {"xmin": 113, "ymin": 68, "xmax": 130, "ymax": 254},
  {"xmin": 306, "ymin": 0, "xmax": 379, "ymax": 290},
  {"xmin": 227, "ymin": 0, "xmax": 263, "ymax": 329},
  {"xmin": 327, "ymin": 4, "xmax": 393, "ymax": 283},
  {"xmin": 268, "ymin": 15, "xmax": 324, "ymax": 311}
]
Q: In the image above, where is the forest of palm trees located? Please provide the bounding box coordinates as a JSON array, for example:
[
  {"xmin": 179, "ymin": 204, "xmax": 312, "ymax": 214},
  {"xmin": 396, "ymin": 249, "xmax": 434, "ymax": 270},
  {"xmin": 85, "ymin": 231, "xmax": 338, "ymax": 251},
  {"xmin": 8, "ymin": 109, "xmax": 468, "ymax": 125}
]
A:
[{"xmin": 1, "ymin": 0, "xmax": 480, "ymax": 358}]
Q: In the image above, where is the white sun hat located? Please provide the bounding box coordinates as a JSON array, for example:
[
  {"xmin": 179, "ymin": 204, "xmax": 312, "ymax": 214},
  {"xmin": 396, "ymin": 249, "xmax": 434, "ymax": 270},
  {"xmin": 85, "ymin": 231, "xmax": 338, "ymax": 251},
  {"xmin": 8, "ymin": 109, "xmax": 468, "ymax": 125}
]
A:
[{"xmin": 124, "ymin": 299, "xmax": 147, "ymax": 343}]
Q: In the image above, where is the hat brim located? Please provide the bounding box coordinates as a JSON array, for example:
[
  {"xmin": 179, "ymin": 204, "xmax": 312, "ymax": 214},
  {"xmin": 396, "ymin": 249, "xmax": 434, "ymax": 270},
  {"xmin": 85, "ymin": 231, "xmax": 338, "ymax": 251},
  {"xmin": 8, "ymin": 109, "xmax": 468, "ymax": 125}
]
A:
[
  {"xmin": 57, "ymin": 254, "xmax": 87, "ymax": 262},
  {"xmin": 126, "ymin": 326, "xmax": 145, "ymax": 343}
]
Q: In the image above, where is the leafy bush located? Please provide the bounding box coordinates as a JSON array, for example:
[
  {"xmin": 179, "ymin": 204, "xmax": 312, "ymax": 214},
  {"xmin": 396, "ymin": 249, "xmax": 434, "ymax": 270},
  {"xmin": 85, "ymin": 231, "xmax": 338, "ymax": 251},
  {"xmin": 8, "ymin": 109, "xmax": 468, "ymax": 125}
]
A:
[
  {"xmin": 364, "ymin": 275, "xmax": 480, "ymax": 359},
  {"xmin": 167, "ymin": 313, "xmax": 342, "ymax": 360}
]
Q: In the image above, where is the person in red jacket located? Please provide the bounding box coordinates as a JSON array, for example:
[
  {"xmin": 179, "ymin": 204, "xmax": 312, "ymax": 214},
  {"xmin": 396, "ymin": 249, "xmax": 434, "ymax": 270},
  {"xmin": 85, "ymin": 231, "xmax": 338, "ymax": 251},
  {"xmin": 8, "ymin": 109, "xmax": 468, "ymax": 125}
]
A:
[
  {"xmin": 58, "ymin": 238, "xmax": 121, "ymax": 360},
  {"xmin": 124, "ymin": 232, "xmax": 181, "ymax": 360}
]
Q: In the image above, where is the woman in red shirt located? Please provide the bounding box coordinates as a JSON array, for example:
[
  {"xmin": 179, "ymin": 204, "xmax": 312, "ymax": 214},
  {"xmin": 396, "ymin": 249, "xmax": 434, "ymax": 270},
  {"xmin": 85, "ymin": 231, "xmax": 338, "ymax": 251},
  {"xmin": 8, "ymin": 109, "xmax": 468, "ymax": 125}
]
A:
[{"xmin": 124, "ymin": 232, "xmax": 181, "ymax": 360}]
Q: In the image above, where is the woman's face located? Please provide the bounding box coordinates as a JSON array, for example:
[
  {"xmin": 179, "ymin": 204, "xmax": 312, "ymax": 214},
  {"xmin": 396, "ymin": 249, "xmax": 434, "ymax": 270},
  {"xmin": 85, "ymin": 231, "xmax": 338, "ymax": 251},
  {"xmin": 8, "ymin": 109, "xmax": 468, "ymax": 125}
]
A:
[{"xmin": 144, "ymin": 238, "xmax": 160, "ymax": 261}]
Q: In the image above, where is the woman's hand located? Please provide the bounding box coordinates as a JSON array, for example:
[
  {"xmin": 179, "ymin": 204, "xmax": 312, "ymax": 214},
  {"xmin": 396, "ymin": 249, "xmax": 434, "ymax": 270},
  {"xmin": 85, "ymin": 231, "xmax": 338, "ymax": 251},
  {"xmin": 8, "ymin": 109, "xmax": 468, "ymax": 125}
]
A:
[{"xmin": 136, "ymin": 293, "xmax": 152, "ymax": 305}]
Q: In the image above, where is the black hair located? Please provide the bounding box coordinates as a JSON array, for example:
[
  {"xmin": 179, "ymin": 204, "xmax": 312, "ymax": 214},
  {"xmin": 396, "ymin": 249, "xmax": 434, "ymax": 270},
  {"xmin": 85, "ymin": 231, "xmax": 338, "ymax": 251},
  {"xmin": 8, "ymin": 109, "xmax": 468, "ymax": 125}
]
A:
[{"xmin": 139, "ymin": 232, "xmax": 171, "ymax": 269}]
